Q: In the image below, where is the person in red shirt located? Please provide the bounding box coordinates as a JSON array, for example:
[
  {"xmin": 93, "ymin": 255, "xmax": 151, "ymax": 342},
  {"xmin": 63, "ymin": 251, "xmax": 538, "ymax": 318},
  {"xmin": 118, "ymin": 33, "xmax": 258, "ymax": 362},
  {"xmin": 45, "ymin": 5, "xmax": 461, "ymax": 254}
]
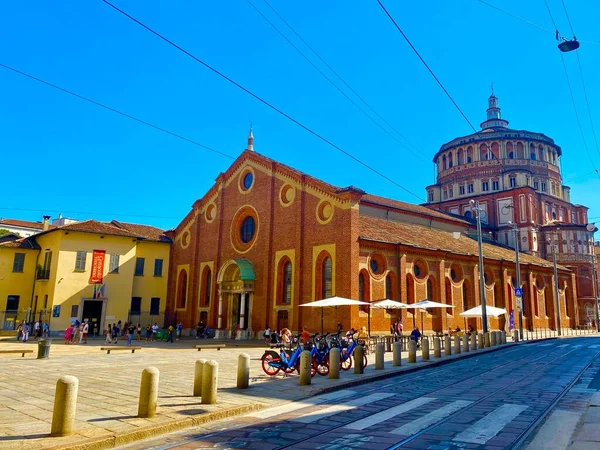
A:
[{"xmin": 300, "ymin": 326, "xmax": 311, "ymax": 344}]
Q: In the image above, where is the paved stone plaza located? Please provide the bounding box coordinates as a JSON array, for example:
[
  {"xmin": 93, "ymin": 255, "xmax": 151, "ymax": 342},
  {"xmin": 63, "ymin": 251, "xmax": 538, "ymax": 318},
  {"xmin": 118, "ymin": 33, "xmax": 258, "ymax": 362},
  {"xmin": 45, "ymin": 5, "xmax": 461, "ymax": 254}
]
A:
[{"xmin": 0, "ymin": 335, "xmax": 513, "ymax": 450}]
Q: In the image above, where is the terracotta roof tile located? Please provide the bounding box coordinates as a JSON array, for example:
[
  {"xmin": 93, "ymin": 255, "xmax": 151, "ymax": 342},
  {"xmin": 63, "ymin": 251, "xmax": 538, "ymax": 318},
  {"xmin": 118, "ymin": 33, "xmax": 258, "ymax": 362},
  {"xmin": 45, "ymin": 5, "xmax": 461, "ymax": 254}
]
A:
[
  {"xmin": 359, "ymin": 216, "xmax": 564, "ymax": 270},
  {"xmin": 110, "ymin": 220, "xmax": 171, "ymax": 242},
  {"xmin": 47, "ymin": 220, "xmax": 170, "ymax": 242},
  {"xmin": 0, "ymin": 218, "xmax": 56, "ymax": 230},
  {"xmin": 0, "ymin": 236, "xmax": 40, "ymax": 249},
  {"xmin": 360, "ymin": 194, "xmax": 472, "ymax": 226}
]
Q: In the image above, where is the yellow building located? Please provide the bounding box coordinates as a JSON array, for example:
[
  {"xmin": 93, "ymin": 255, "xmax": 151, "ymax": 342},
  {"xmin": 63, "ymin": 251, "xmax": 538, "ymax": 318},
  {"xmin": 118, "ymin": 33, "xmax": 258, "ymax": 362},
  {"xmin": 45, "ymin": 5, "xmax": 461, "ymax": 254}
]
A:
[
  {"xmin": 0, "ymin": 220, "xmax": 171, "ymax": 336},
  {"xmin": 0, "ymin": 234, "xmax": 40, "ymax": 331}
]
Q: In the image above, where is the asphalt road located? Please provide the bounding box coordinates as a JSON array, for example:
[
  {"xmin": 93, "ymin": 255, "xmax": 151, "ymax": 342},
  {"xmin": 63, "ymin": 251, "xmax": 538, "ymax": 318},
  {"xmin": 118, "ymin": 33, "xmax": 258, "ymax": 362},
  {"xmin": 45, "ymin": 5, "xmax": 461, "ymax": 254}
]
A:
[{"xmin": 119, "ymin": 337, "xmax": 600, "ymax": 450}]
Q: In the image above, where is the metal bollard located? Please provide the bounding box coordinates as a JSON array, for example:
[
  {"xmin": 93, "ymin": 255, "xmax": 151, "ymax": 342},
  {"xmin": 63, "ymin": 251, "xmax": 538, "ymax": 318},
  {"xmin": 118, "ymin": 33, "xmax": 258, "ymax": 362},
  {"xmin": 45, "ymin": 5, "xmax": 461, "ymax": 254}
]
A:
[
  {"xmin": 354, "ymin": 345, "xmax": 365, "ymax": 374},
  {"xmin": 138, "ymin": 367, "xmax": 159, "ymax": 418},
  {"xmin": 329, "ymin": 347, "xmax": 340, "ymax": 379},
  {"xmin": 462, "ymin": 334, "xmax": 469, "ymax": 352},
  {"xmin": 237, "ymin": 353, "xmax": 250, "ymax": 389},
  {"xmin": 375, "ymin": 343, "xmax": 385, "ymax": 369},
  {"xmin": 478, "ymin": 333, "xmax": 485, "ymax": 348},
  {"xmin": 433, "ymin": 337, "xmax": 441, "ymax": 358},
  {"xmin": 513, "ymin": 329, "xmax": 519, "ymax": 342},
  {"xmin": 50, "ymin": 376, "xmax": 79, "ymax": 437},
  {"xmin": 490, "ymin": 332, "xmax": 497, "ymax": 346},
  {"xmin": 444, "ymin": 336, "xmax": 451, "ymax": 356},
  {"xmin": 408, "ymin": 340, "xmax": 417, "ymax": 363},
  {"xmin": 393, "ymin": 341, "xmax": 402, "ymax": 366},
  {"xmin": 193, "ymin": 359, "xmax": 207, "ymax": 397},
  {"xmin": 422, "ymin": 337, "xmax": 430, "ymax": 361},
  {"xmin": 470, "ymin": 333, "xmax": 477, "ymax": 350},
  {"xmin": 201, "ymin": 360, "xmax": 218, "ymax": 404},
  {"xmin": 299, "ymin": 350, "xmax": 312, "ymax": 384},
  {"xmin": 454, "ymin": 335, "xmax": 461, "ymax": 354}
]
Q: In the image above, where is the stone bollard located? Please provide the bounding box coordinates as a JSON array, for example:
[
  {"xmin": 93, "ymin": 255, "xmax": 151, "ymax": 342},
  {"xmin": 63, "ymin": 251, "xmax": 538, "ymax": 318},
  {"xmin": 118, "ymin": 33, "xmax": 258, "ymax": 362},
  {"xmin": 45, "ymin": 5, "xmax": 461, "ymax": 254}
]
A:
[
  {"xmin": 329, "ymin": 347, "xmax": 341, "ymax": 379},
  {"xmin": 433, "ymin": 337, "xmax": 441, "ymax": 358},
  {"xmin": 50, "ymin": 376, "xmax": 79, "ymax": 437},
  {"xmin": 138, "ymin": 367, "xmax": 159, "ymax": 418},
  {"xmin": 478, "ymin": 333, "xmax": 485, "ymax": 349},
  {"xmin": 201, "ymin": 360, "xmax": 218, "ymax": 404},
  {"xmin": 354, "ymin": 345, "xmax": 365, "ymax": 374},
  {"xmin": 513, "ymin": 330, "xmax": 519, "ymax": 342},
  {"xmin": 375, "ymin": 343, "xmax": 385, "ymax": 370},
  {"xmin": 444, "ymin": 336, "xmax": 451, "ymax": 356},
  {"xmin": 237, "ymin": 353, "xmax": 250, "ymax": 389},
  {"xmin": 490, "ymin": 332, "xmax": 497, "ymax": 346},
  {"xmin": 462, "ymin": 334, "xmax": 469, "ymax": 352},
  {"xmin": 408, "ymin": 340, "xmax": 417, "ymax": 363},
  {"xmin": 300, "ymin": 350, "xmax": 312, "ymax": 384},
  {"xmin": 422, "ymin": 337, "xmax": 430, "ymax": 361},
  {"xmin": 193, "ymin": 359, "xmax": 207, "ymax": 397},
  {"xmin": 470, "ymin": 333, "xmax": 477, "ymax": 350},
  {"xmin": 393, "ymin": 341, "xmax": 402, "ymax": 366},
  {"xmin": 454, "ymin": 335, "xmax": 461, "ymax": 354},
  {"xmin": 484, "ymin": 332, "xmax": 491, "ymax": 347}
]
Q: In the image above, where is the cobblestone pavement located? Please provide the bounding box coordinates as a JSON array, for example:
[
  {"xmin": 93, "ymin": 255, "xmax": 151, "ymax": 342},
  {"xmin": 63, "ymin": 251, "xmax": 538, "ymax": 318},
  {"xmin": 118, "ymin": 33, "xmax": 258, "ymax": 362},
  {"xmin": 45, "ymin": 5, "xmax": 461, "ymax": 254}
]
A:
[
  {"xmin": 0, "ymin": 334, "xmax": 490, "ymax": 450},
  {"xmin": 116, "ymin": 337, "xmax": 600, "ymax": 450}
]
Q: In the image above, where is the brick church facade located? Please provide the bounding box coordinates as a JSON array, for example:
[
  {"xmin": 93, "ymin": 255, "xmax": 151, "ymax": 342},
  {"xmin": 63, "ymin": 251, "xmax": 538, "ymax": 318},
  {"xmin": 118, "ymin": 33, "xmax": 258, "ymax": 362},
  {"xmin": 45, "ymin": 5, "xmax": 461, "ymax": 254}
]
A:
[{"xmin": 166, "ymin": 128, "xmax": 579, "ymax": 337}]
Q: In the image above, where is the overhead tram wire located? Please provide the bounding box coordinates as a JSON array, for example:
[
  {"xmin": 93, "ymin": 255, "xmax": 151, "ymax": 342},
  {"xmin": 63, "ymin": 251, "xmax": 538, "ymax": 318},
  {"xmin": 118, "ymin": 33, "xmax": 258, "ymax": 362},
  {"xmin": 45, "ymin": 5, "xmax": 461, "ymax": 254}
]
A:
[
  {"xmin": 560, "ymin": 0, "xmax": 600, "ymax": 161},
  {"xmin": 541, "ymin": 2, "xmax": 600, "ymax": 181},
  {"xmin": 247, "ymin": 0, "xmax": 429, "ymax": 162},
  {"xmin": 476, "ymin": 0, "xmax": 600, "ymax": 45},
  {"xmin": 261, "ymin": 0, "xmax": 425, "ymax": 157},
  {"xmin": 0, "ymin": 63, "xmax": 234, "ymax": 161},
  {"xmin": 246, "ymin": 0, "xmax": 427, "ymax": 163},
  {"xmin": 102, "ymin": 0, "xmax": 426, "ymax": 202}
]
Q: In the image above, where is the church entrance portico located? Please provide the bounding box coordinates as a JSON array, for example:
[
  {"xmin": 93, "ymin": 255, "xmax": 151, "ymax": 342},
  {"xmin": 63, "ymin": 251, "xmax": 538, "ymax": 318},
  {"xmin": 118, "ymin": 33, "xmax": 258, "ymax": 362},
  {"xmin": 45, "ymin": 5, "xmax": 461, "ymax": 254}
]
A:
[{"xmin": 215, "ymin": 259, "xmax": 256, "ymax": 339}]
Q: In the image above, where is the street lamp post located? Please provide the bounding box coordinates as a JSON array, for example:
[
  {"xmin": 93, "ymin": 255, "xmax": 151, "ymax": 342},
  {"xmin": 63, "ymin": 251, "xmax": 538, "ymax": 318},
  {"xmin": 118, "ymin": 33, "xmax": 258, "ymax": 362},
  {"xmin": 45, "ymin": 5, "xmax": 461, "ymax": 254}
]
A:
[
  {"xmin": 471, "ymin": 200, "xmax": 489, "ymax": 333},
  {"xmin": 548, "ymin": 232, "xmax": 562, "ymax": 335},
  {"xmin": 508, "ymin": 221, "xmax": 524, "ymax": 340}
]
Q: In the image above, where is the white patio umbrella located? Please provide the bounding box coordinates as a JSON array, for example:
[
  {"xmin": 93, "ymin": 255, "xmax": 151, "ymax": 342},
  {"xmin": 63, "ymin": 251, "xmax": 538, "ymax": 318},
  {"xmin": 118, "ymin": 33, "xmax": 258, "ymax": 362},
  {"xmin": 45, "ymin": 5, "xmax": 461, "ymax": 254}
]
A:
[
  {"xmin": 300, "ymin": 297, "xmax": 369, "ymax": 333},
  {"xmin": 370, "ymin": 299, "xmax": 410, "ymax": 329},
  {"xmin": 459, "ymin": 305, "xmax": 507, "ymax": 318},
  {"xmin": 411, "ymin": 300, "xmax": 455, "ymax": 332}
]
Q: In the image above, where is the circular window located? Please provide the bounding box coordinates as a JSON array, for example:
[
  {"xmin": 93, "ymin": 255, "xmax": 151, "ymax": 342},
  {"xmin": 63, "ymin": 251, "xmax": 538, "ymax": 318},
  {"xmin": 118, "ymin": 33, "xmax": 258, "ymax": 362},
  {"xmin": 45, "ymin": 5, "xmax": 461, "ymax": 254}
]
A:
[
  {"xmin": 243, "ymin": 172, "xmax": 253, "ymax": 190},
  {"xmin": 279, "ymin": 184, "xmax": 296, "ymax": 207},
  {"xmin": 449, "ymin": 264, "xmax": 463, "ymax": 283},
  {"xmin": 316, "ymin": 200, "xmax": 334, "ymax": 224},
  {"xmin": 369, "ymin": 253, "xmax": 386, "ymax": 277},
  {"xmin": 240, "ymin": 216, "xmax": 255, "ymax": 244},
  {"xmin": 239, "ymin": 168, "xmax": 255, "ymax": 193},
  {"xmin": 370, "ymin": 259, "xmax": 378, "ymax": 273},
  {"xmin": 205, "ymin": 203, "xmax": 216, "ymax": 223},
  {"xmin": 181, "ymin": 231, "xmax": 190, "ymax": 249},
  {"xmin": 231, "ymin": 205, "xmax": 259, "ymax": 254},
  {"xmin": 413, "ymin": 260, "xmax": 427, "ymax": 279}
]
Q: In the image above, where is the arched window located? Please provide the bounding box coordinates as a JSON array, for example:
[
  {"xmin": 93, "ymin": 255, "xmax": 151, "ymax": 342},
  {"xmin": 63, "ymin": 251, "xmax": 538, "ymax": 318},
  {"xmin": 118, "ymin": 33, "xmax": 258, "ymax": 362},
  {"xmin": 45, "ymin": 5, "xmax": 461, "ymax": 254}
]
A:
[
  {"xmin": 442, "ymin": 154, "xmax": 447, "ymax": 170},
  {"xmin": 278, "ymin": 259, "xmax": 292, "ymax": 304},
  {"xmin": 466, "ymin": 146, "xmax": 473, "ymax": 163},
  {"xmin": 464, "ymin": 210, "xmax": 472, "ymax": 219},
  {"xmin": 457, "ymin": 149, "xmax": 464, "ymax": 165},
  {"xmin": 177, "ymin": 269, "xmax": 188, "ymax": 309},
  {"xmin": 200, "ymin": 267, "xmax": 212, "ymax": 307},
  {"xmin": 358, "ymin": 270, "xmax": 370, "ymax": 312},
  {"xmin": 427, "ymin": 278, "xmax": 434, "ymax": 300},
  {"xmin": 491, "ymin": 142, "xmax": 500, "ymax": 159},
  {"xmin": 385, "ymin": 273, "xmax": 395, "ymax": 299},
  {"xmin": 359, "ymin": 273, "xmax": 365, "ymax": 302},
  {"xmin": 516, "ymin": 142, "xmax": 524, "ymax": 158},
  {"xmin": 315, "ymin": 251, "xmax": 333, "ymax": 300}
]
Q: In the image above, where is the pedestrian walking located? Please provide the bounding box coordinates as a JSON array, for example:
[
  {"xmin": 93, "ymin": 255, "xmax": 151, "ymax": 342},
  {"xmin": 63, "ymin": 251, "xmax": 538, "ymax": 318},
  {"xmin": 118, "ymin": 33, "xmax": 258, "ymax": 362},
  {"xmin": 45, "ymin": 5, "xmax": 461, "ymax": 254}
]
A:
[
  {"xmin": 136, "ymin": 323, "xmax": 142, "ymax": 341},
  {"xmin": 167, "ymin": 324, "xmax": 174, "ymax": 343},
  {"xmin": 82, "ymin": 320, "xmax": 89, "ymax": 344},
  {"xmin": 16, "ymin": 322, "xmax": 23, "ymax": 341},
  {"xmin": 145, "ymin": 324, "xmax": 152, "ymax": 342},
  {"xmin": 127, "ymin": 323, "xmax": 135, "ymax": 346},
  {"xmin": 64, "ymin": 325, "xmax": 73, "ymax": 344},
  {"xmin": 176, "ymin": 322, "xmax": 183, "ymax": 340},
  {"xmin": 22, "ymin": 323, "xmax": 30, "ymax": 342},
  {"xmin": 34, "ymin": 320, "xmax": 40, "ymax": 339},
  {"xmin": 43, "ymin": 321, "xmax": 49, "ymax": 337},
  {"xmin": 112, "ymin": 323, "xmax": 119, "ymax": 344},
  {"xmin": 152, "ymin": 322, "xmax": 159, "ymax": 341},
  {"xmin": 105, "ymin": 324, "xmax": 112, "ymax": 344}
]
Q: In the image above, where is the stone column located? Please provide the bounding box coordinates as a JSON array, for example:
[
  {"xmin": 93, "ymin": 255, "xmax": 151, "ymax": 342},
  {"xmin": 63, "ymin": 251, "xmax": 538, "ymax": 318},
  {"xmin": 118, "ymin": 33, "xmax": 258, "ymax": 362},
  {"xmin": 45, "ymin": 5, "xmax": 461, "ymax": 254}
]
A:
[
  {"xmin": 239, "ymin": 292, "xmax": 246, "ymax": 330},
  {"xmin": 217, "ymin": 290, "xmax": 223, "ymax": 329}
]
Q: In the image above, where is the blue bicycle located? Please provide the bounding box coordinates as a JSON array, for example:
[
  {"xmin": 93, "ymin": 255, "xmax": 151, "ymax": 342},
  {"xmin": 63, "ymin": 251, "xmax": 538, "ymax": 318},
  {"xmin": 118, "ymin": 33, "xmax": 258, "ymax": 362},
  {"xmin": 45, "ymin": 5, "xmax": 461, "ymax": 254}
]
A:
[
  {"xmin": 310, "ymin": 333, "xmax": 331, "ymax": 376},
  {"xmin": 261, "ymin": 335, "xmax": 317, "ymax": 376},
  {"xmin": 339, "ymin": 336, "xmax": 368, "ymax": 371}
]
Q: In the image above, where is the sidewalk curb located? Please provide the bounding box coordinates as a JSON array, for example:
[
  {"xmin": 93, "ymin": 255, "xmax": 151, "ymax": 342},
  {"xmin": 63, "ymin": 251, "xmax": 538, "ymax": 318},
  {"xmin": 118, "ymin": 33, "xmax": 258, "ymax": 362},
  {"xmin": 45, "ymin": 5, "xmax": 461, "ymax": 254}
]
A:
[{"xmin": 50, "ymin": 338, "xmax": 553, "ymax": 450}]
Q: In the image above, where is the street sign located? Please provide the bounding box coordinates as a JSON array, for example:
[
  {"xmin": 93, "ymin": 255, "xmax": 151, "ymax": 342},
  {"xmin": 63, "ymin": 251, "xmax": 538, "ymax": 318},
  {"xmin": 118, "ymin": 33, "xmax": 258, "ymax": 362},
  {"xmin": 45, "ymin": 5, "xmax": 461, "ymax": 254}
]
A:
[
  {"xmin": 516, "ymin": 296, "xmax": 523, "ymax": 312},
  {"xmin": 514, "ymin": 287, "xmax": 523, "ymax": 297}
]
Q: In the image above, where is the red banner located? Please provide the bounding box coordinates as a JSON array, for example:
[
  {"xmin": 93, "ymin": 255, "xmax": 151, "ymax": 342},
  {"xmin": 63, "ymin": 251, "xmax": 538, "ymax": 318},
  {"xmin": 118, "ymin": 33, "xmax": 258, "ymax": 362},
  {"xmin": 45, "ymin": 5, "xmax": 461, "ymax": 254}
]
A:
[{"xmin": 89, "ymin": 250, "xmax": 106, "ymax": 284}]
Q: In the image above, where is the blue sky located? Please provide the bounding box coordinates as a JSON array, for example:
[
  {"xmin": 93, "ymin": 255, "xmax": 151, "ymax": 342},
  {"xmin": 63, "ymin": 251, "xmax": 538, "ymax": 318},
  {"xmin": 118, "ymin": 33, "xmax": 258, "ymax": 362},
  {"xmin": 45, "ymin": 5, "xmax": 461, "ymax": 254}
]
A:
[{"xmin": 2, "ymin": 0, "xmax": 600, "ymax": 230}]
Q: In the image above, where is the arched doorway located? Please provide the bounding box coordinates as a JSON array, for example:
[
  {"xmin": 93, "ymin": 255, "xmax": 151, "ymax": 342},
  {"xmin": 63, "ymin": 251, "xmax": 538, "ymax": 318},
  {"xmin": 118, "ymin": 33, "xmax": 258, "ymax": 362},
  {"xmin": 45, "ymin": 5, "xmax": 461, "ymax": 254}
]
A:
[{"xmin": 216, "ymin": 259, "xmax": 256, "ymax": 339}]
